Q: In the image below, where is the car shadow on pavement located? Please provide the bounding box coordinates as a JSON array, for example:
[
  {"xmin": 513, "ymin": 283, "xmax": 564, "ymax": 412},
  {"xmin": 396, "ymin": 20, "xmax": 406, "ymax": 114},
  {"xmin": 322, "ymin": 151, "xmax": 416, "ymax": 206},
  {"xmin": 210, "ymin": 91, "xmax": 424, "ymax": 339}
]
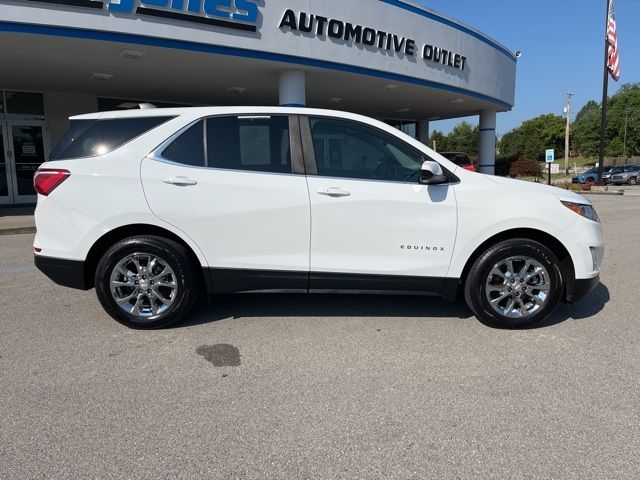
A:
[
  {"xmin": 179, "ymin": 292, "xmax": 474, "ymax": 328},
  {"xmin": 538, "ymin": 282, "xmax": 611, "ymax": 327},
  {"xmin": 479, "ymin": 282, "xmax": 611, "ymax": 330},
  {"xmin": 180, "ymin": 282, "xmax": 611, "ymax": 330}
]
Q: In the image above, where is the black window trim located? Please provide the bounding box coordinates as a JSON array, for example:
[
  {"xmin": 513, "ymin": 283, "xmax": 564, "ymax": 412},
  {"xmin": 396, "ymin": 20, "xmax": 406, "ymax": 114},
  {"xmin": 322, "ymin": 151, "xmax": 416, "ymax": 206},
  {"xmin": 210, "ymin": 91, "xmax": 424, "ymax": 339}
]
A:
[
  {"xmin": 52, "ymin": 115, "xmax": 177, "ymax": 161},
  {"xmin": 149, "ymin": 113, "xmax": 304, "ymax": 176},
  {"xmin": 299, "ymin": 115, "xmax": 459, "ymax": 185}
]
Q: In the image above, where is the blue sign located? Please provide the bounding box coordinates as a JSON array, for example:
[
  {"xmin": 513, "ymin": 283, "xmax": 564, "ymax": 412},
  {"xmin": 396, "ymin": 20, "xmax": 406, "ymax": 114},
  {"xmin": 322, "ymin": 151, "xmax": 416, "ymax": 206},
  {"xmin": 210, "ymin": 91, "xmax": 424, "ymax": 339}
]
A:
[
  {"xmin": 93, "ymin": 0, "xmax": 260, "ymax": 32},
  {"xmin": 545, "ymin": 149, "xmax": 555, "ymax": 164}
]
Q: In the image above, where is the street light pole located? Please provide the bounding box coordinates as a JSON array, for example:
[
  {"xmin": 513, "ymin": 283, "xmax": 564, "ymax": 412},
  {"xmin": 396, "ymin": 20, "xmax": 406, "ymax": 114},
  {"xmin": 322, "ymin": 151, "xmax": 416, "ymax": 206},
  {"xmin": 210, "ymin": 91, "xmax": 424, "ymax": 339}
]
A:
[
  {"xmin": 564, "ymin": 92, "xmax": 574, "ymax": 174},
  {"xmin": 623, "ymin": 105, "xmax": 629, "ymax": 160}
]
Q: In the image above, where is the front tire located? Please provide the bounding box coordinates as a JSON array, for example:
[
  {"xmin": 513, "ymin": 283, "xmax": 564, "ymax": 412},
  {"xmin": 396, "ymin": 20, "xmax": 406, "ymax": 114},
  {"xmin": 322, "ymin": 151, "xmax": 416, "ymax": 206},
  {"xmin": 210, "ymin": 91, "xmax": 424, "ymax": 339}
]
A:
[
  {"xmin": 629, "ymin": 177, "xmax": 637, "ymax": 186},
  {"xmin": 95, "ymin": 236, "xmax": 200, "ymax": 329},
  {"xmin": 464, "ymin": 239, "xmax": 563, "ymax": 328}
]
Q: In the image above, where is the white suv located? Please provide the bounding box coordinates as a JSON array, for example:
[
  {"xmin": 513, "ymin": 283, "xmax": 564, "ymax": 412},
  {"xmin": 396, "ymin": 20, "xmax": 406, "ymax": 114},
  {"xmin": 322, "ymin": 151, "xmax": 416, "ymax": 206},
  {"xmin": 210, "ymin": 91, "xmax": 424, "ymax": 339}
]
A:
[{"xmin": 33, "ymin": 107, "xmax": 604, "ymax": 329}]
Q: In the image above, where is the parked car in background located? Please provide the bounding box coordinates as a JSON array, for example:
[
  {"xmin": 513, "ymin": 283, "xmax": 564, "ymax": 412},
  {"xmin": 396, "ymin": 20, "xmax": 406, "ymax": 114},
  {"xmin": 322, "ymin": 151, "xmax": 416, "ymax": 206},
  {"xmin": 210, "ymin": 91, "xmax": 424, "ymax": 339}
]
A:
[
  {"xmin": 610, "ymin": 165, "xmax": 640, "ymax": 185},
  {"xmin": 572, "ymin": 166, "xmax": 612, "ymax": 184},
  {"xmin": 439, "ymin": 152, "xmax": 476, "ymax": 172},
  {"xmin": 602, "ymin": 167, "xmax": 617, "ymax": 184}
]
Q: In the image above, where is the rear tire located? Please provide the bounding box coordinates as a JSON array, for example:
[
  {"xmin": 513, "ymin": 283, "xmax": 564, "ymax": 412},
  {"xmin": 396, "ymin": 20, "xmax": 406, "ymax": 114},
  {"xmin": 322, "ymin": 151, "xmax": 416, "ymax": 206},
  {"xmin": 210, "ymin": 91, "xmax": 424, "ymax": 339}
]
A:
[
  {"xmin": 464, "ymin": 239, "xmax": 563, "ymax": 328},
  {"xmin": 95, "ymin": 236, "xmax": 200, "ymax": 329}
]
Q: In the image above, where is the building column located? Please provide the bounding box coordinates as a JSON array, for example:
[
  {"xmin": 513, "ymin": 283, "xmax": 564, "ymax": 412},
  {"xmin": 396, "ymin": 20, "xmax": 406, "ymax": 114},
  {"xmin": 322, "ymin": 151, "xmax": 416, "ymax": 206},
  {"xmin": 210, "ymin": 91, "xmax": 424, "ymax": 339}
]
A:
[
  {"xmin": 418, "ymin": 120, "xmax": 429, "ymax": 145},
  {"xmin": 479, "ymin": 109, "xmax": 497, "ymax": 175},
  {"xmin": 279, "ymin": 70, "xmax": 306, "ymax": 107}
]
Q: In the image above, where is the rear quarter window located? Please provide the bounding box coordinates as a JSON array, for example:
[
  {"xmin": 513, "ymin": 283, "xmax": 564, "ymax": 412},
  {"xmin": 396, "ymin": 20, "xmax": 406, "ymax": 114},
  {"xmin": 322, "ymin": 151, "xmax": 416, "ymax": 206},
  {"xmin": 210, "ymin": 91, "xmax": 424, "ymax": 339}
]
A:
[{"xmin": 50, "ymin": 116, "xmax": 174, "ymax": 160}]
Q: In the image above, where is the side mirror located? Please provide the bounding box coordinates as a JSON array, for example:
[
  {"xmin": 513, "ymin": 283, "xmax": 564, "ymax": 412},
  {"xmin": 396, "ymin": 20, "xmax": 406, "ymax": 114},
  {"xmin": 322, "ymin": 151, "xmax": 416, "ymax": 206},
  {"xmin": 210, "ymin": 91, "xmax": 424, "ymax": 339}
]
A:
[{"xmin": 419, "ymin": 160, "xmax": 449, "ymax": 185}]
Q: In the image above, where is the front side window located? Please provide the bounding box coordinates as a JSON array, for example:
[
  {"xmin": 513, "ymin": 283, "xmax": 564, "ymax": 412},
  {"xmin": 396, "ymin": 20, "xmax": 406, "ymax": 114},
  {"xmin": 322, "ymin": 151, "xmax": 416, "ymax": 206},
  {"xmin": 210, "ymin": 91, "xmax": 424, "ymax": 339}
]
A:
[
  {"xmin": 206, "ymin": 115, "xmax": 291, "ymax": 174},
  {"xmin": 309, "ymin": 117, "xmax": 424, "ymax": 182}
]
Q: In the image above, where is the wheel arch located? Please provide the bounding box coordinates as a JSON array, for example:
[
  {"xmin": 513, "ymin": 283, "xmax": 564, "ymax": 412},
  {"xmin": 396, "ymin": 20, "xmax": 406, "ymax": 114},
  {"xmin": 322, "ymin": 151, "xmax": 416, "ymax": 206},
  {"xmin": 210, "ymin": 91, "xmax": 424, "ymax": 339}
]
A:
[
  {"xmin": 450, "ymin": 228, "xmax": 576, "ymax": 303},
  {"xmin": 83, "ymin": 223, "xmax": 212, "ymax": 294}
]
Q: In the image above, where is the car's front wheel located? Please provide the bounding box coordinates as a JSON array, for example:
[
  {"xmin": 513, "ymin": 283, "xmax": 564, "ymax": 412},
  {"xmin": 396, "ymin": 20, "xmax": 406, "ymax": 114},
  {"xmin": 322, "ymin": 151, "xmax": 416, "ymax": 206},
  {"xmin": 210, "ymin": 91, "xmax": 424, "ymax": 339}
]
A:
[
  {"xmin": 629, "ymin": 177, "xmax": 637, "ymax": 185},
  {"xmin": 464, "ymin": 239, "xmax": 563, "ymax": 328},
  {"xmin": 95, "ymin": 236, "xmax": 200, "ymax": 329}
]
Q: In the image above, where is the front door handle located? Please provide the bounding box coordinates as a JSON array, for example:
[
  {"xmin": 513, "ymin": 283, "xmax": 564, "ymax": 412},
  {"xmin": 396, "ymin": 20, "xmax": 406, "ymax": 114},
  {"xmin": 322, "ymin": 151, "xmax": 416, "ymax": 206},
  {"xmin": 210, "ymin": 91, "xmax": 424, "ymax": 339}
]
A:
[
  {"xmin": 162, "ymin": 176, "xmax": 198, "ymax": 186},
  {"xmin": 317, "ymin": 187, "xmax": 351, "ymax": 197}
]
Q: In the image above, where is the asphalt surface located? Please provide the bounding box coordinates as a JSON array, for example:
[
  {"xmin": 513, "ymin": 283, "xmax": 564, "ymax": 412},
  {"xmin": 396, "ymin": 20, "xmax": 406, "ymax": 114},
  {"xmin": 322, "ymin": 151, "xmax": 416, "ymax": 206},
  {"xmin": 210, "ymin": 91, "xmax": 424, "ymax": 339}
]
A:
[{"xmin": 1, "ymin": 195, "xmax": 639, "ymax": 479}]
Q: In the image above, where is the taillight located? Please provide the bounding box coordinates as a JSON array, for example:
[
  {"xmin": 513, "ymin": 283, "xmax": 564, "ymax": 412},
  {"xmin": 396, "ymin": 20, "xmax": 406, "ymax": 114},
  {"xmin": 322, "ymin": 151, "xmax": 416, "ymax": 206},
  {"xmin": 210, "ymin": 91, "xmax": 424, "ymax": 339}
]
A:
[
  {"xmin": 34, "ymin": 169, "xmax": 70, "ymax": 196},
  {"xmin": 463, "ymin": 165, "xmax": 476, "ymax": 172}
]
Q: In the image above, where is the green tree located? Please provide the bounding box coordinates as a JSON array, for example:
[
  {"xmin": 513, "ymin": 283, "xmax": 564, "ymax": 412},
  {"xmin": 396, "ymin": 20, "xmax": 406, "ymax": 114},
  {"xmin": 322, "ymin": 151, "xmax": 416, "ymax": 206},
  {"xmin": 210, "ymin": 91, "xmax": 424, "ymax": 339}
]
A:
[
  {"xmin": 571, "ymin": 83, "xmax": 640, "ymax": 159},
  {"xmin": 446, "ymin": 121, "xmax": 480, "ymax": 157},
  {"xmin": 499, "ymin": 114, "xmax": 565, "ymax": 161},
  {"xmin": 572, "ymin": 100, "xmax": 601, "ymax": 157},
  {"xmin": 429, "ymin": 130, "xmax": 448, "ymax": 152}
]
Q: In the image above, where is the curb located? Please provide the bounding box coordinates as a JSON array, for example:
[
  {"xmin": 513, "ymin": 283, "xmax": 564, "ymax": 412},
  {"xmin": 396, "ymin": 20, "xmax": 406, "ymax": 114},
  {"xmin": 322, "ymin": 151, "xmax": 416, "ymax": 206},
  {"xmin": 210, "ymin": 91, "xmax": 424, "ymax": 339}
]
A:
[
  {"xmin": 0, "ymin": 227, "xmax": 37, "ymax": 236},
  {"xmin": 578, "ymin": 191, "xmax": 624, "ymax": 196}
]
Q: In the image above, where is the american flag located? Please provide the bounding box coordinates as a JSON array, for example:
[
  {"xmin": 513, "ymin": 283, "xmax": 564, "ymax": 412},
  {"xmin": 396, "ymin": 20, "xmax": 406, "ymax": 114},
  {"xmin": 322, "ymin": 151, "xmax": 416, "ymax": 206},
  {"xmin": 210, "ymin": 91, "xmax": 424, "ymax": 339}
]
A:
[{"xmin": 607, "ymin": 0, "xmax": 620, "ymax": 81}]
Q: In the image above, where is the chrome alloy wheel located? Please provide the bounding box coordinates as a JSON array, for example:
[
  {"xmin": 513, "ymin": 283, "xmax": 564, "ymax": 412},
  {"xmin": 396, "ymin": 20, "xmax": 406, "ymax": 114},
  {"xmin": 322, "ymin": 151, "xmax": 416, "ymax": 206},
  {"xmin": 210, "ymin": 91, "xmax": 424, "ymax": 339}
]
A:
[
  {"xmin": 110, "ymin": 253, "xmax": 177, "ymax": 318},
  {"xmin": 484, "ymin": 256, "xmax": 551, "ymax": 319}
]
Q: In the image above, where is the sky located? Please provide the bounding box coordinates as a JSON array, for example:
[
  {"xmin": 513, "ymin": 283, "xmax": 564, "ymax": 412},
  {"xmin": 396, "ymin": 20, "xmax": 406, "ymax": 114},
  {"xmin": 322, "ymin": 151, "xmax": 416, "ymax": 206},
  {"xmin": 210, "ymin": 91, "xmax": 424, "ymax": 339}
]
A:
[{"xmin": 415, "ymin": 0, "xmax": 640, "ymax": 136}]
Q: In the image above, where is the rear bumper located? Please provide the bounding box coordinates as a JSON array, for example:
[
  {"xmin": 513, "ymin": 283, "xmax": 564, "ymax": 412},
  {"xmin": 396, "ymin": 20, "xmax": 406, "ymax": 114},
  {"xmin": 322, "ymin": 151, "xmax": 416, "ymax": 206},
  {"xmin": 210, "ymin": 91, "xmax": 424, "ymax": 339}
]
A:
[
  {"xmin": 34, "ymin": 255, "xmax": 89, "ymax": 290},
  {"xmin": 566, "ymin": 274, "xmax": 600, "ymax": 304}
]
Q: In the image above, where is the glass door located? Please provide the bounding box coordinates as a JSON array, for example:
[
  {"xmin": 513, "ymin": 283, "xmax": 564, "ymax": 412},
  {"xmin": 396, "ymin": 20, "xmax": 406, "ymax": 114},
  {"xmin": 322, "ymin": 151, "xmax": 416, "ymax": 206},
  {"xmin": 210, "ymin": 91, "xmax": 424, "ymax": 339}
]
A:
[
  {"xmin": 0, "ymin": 124, "xmax": 15, "ymax": 205},
  {"xmin": 7, "ymin": 122, "xmax": 48, "ymax": 203}
]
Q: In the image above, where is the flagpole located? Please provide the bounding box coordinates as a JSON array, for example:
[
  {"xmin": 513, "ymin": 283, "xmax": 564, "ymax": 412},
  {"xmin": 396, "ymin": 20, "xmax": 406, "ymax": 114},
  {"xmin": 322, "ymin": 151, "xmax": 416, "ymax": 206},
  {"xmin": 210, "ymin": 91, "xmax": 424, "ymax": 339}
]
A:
[{"xmin": 597, "ymin": 0, "xmax": 612, "ymax": 185}]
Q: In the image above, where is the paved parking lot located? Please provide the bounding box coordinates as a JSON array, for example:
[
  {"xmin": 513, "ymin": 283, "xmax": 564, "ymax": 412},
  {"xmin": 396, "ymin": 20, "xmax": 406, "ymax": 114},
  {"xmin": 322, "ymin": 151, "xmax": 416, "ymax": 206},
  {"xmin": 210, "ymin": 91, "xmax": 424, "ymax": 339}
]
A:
[{"xmin": 1, "ymin": 195, "xmax": 639, "ymax": 479}]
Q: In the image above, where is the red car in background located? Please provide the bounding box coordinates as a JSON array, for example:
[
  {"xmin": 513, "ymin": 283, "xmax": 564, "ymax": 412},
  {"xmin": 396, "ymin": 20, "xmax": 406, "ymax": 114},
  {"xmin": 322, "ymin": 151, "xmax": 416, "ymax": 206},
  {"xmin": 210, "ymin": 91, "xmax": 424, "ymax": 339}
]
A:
[{"xmin": 439, "ymin": 152, "xmax": 476, "ymax": 172}]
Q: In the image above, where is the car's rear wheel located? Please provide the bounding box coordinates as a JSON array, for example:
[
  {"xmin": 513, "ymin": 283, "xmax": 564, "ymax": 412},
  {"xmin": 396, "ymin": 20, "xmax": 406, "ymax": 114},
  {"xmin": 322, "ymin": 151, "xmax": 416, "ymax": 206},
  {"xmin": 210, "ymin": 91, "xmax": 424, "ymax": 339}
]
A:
[
  {"xmin": 95, "ymin": 236, "xmax": 200, "ymax": 329},
  {"xmin": 464, "ymin": 239, "xmax": 563, "ymax": 328}
]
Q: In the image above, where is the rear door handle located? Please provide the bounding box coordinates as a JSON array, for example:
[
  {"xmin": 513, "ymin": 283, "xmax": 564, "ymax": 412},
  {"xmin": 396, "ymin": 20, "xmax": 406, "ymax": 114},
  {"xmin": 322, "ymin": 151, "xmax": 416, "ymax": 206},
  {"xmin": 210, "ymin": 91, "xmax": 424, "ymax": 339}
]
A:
[
  {"xmin": 162, "ymin": 176, "xmax": 198, "ymax": 186},
  {"xmin": 317, "ymin": 187, "xmax": 351, "ymax": 197}
]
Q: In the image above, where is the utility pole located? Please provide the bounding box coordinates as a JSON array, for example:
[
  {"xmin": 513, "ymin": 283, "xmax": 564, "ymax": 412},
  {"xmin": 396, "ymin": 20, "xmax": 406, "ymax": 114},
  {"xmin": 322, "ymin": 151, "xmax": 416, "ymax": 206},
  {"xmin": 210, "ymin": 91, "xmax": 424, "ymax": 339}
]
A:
[
  {"xmin": 622, "ymin": 105, "xmax": 629, "ymax": 159},
  {"xmin": 564, "ymin": 92, "xmax": 574, "ymax": 174}
]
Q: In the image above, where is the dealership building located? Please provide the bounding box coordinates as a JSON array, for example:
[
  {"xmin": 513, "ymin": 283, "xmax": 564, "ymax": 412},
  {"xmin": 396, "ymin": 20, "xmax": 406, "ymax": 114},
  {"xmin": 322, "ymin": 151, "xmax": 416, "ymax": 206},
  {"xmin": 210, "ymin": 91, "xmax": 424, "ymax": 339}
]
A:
[{"xmin": 0, "ymin": 0, "xmax": 517, "ymax": 205}]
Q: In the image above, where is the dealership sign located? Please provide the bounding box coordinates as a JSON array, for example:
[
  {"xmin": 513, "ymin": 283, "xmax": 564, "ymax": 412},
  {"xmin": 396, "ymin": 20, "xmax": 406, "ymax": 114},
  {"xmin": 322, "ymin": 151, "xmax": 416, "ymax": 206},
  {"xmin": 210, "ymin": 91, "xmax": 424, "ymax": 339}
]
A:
[
  {"xmin": 279, "ymin": 9, "xmax": 468, "ymax": 71},
  {"xmin": 24, "ymin": 0, "xmax": 261, "ymax": 32}
]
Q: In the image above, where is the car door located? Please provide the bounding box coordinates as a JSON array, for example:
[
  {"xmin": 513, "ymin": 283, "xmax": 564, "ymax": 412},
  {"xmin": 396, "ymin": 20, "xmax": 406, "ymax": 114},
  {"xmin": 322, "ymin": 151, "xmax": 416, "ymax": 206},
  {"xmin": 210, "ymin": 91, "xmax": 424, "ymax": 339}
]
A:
[
  {"xmin": 301, "ymin": 115, "xmax": 458, "ymax": 292},
  {"xmin": 141, "ymin": 114, "xmax": 310, "ymax": 292}
]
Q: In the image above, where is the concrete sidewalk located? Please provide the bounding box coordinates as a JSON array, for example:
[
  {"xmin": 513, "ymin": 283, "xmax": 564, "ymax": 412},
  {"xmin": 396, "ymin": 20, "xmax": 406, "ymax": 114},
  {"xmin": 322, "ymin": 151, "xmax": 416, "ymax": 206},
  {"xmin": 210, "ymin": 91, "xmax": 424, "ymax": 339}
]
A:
[{"xmin": 0, "ymin": 206, "xmax": 36, "ymax": 235}]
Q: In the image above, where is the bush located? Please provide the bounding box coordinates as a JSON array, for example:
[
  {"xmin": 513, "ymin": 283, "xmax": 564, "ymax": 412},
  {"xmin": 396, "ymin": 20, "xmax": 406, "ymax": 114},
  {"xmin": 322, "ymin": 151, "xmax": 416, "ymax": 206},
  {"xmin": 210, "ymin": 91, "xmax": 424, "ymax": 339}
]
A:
[
  {"xmin": 556, "ymin": 181, "xmax": 591, "ymax": 191},
  {"xmin": 508, "ymin": 158, "xmax": 539, "ymax": 177},
  {"xmin": 495, "ymin": 154, "xmax": 518, "ymax": 177}
]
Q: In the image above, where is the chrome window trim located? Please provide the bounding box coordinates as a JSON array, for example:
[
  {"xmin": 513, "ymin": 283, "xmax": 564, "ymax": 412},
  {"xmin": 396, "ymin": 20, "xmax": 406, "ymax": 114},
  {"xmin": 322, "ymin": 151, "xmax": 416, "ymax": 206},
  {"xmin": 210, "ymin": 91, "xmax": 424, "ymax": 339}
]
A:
[{"xmin": 144, "ymin": 154, "xmax": 307, "ymax": 179}]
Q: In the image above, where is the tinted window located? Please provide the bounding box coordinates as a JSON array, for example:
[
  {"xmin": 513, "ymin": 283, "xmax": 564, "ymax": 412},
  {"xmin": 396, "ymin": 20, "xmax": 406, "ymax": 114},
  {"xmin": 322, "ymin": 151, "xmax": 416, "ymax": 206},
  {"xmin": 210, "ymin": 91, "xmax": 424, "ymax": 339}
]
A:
[
  {"xmin": 51, "ymin": 116, "xmax": 173, "ymax": 160},
  {"xmin": 48, "ymin": 119, "xmax": 93, "ymax": 161},
  {"xmin": 309, "ymin": 117, "xmax": 423, "ymax": 181},
  {"xmin": 206, "ymin": 116, "xmax": 291, "ymax": 173},
  {"xmin": 161, "ymin": 121, "xmax": 205, "ymax": 167},
  {"xmin": 5, "ymin": 91, "xmax": 45, "ymax": 120}
]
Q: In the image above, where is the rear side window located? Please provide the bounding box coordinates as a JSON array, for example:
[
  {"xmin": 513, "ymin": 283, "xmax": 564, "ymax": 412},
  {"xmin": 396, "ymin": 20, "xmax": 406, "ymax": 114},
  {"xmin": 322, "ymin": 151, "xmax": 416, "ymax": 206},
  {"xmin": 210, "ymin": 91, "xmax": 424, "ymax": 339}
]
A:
[
  {"xmin": 50, "ymin": 116, "xmax": 173, "ymax": 160},
  {"xmin": 160, "ymin": 121, "xmax": 205, "ymax": 167},
  {"xmin": 206, "ymin": 116, "xmax": 291, "ymax": 174}
]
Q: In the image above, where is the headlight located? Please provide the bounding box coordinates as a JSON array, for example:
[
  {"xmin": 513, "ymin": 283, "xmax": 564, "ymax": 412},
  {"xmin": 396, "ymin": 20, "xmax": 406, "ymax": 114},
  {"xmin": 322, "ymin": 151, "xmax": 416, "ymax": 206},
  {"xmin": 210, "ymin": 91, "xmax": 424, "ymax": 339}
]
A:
[{"xmin": 560, "ymin": 201, "xmax": 600, "ymax": 223}]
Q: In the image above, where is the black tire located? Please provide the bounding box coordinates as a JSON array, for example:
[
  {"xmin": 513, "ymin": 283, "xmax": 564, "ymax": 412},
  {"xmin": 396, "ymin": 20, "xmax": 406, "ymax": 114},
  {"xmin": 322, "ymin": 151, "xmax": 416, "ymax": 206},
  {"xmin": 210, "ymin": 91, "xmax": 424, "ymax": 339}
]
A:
[
  {"xmin": 95, "ymin": 235, "xmax": 200, "ymax": 329},
  {"xmin": 464, "ymin": 239, "xmax": 563, "ymax": 328},
  {"xmin": 629, "ymin": 177, "xmax": 637, "ymax": 186}
]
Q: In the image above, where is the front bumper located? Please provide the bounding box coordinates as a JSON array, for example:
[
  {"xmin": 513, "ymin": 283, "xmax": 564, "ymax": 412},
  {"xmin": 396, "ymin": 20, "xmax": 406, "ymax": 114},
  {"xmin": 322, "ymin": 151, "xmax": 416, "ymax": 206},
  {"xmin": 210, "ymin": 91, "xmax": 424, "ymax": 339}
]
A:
[
  {"xmin": 34, "ymin": 255, "xmax": 89, "ymax": 290},
  {"xmin": 566, "ymin": 274, "xmax": 600, "ymax": 304}
]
